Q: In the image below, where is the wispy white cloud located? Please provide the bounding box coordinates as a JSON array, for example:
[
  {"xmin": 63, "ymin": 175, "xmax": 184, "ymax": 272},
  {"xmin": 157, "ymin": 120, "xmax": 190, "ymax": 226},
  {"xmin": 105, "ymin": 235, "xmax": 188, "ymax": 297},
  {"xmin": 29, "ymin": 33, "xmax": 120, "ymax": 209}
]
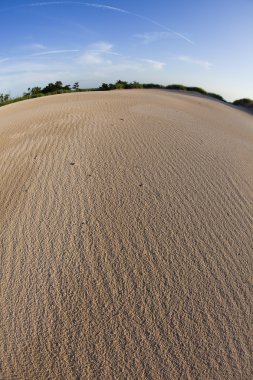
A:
[
  {"xmin": 0, "ymin": 2, "xmax": 193, "ymax": 44},
  {"xmin": 80, "ymin": 3, "xmax": 128, "ymax": 13},
  {"xmin": 90, "ymin": 62, "xmax": 144, "ymax": 79},
  {"xmin": 31, "ymin": 49, "xmax": 80, "ymax": 56},
  {"xmin": 90, "ymin": 3, "xmax": 194, "ymax": 43},
  {"xmin": 141, "ymin": 59, "xmax": 166, "ymax": 70},
  {"xmin": 0, "ymin": 58, "xmax": 9, "ymax": 64},
  {"xmin": 89, "ymin": 42, "xmax": 113, "ymax": 53},
  {"xmin": 89, "ymin": 42, "xmax": 121, "ymax": 56},
  {"xmin": 135, "ymin": 30, "xmax": 194, "ymax": 45},
  {"xmin": 0, "ymin": 50, "xmax": 168, "ymax": 96},
  {"xmin": 76, "ymin": 41, "xmax": 166, "ymax": 72},
  {"xmin": 0, "ymin": 61, "xmax": 48, "ymax": 74},
  {"xmin": 174, "ymin": 55, "xmax": 213, "ymax": 69},
  {"xmin": 11, "ymin": 43, "xmax": 47, "ymax": 54},
  {"xmin": 135, "ymin": 31, "xmax": 173, "ymax": 44},
  {"xmin": 80, "ymin": 52, "xmax": 106, "ymax": 64},
  {"xmin": 28, "ymin": 43, "xmax": 47, "ymax": 50},
  {"xmin": 78, "ymin": 42, "xmax": 118, "ymax": 64},
  {"xmin": 0, "ymin": 58, "xmax": 78, "ymax": 94},
  {"xmin": 0, "ymin": 1, "xmax": 128, "ymax": 14}
]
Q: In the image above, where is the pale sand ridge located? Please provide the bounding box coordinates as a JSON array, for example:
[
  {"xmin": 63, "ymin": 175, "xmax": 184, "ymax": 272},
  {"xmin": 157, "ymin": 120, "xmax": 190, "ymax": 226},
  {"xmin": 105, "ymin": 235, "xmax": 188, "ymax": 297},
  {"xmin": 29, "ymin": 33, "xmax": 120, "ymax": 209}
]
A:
[{"xmin": 0, "ymin": 90, "xmax": 252, "ymax": 379}]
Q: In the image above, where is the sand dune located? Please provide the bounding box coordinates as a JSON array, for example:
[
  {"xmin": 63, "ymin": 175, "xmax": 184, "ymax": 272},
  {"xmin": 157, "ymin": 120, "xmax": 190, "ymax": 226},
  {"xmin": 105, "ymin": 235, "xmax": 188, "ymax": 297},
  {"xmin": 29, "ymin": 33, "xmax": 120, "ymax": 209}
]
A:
[{"xmin": 0, "ymin": 89, "xmax": 252, "ymax": 379}]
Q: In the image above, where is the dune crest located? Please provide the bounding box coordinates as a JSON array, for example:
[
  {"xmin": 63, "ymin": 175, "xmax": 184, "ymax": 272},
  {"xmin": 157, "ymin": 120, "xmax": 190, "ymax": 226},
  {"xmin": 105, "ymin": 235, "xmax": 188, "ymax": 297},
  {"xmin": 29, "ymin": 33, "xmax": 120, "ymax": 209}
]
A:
[{"xmin": 0, "ymin": 90, "xmax": 252, "ymax": 379}]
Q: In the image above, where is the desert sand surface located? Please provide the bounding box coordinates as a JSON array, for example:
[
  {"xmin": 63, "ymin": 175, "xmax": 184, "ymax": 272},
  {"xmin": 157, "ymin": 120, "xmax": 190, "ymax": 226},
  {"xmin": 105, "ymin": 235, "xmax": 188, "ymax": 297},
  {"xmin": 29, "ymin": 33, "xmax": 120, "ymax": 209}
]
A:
[{"xmin": 0, "ymin": 89, "xmax": 252, "ymax": 379}]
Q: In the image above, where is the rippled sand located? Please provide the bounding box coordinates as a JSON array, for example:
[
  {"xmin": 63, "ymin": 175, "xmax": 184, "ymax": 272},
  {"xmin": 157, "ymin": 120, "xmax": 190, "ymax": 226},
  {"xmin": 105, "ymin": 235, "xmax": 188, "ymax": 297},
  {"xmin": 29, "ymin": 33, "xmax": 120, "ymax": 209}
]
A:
[{"xmin": 0, "ymin": 90, "xmax": 252, "ymax": 379}]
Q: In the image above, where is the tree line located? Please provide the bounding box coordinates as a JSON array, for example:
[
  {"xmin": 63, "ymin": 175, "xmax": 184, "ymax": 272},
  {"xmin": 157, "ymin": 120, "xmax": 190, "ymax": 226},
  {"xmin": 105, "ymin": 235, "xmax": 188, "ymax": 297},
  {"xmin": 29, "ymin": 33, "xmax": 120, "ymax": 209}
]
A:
[
  {"xmin": 0, "ymin": 80, "xmax": 252, "ymax": 111},
  {"xmin": 99, "ymin": 81, "xmax": 225, "ymax": 101},
  {"xmin": 23, "ymin": 81, "xmax": 80, "ymax": 97},
  {"xmin": 0, "ymin": 81, "xmax": 80, "ymax": 107}
]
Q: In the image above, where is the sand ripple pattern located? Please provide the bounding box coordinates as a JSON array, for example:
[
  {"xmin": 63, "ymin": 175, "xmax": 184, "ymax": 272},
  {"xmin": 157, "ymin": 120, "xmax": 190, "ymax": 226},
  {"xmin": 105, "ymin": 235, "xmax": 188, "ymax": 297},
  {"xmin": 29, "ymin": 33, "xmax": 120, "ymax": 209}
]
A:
[{"xmin": 0, "ymin": 90, "xmax": 253, "ymax": 379}]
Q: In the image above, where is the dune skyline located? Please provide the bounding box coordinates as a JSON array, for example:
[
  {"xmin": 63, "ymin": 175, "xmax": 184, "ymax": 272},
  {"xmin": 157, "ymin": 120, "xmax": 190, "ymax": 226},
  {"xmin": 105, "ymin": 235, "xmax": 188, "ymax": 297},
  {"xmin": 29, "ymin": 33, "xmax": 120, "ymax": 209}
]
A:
[{"xmin": 0, "ymin": 0, "xmax": 252, "ymax": 100}]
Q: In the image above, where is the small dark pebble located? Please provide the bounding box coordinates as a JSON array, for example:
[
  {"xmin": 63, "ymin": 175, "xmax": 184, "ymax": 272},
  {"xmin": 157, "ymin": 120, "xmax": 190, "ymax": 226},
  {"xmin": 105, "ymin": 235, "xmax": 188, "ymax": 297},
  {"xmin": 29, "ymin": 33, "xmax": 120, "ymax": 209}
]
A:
[
  {"xmin": 70, "ymin": 162, "xmax": 75, "ymax": 165},
  {"xmin": 139, "ymin": 184, "xmax": 143, "ymax": 187}
]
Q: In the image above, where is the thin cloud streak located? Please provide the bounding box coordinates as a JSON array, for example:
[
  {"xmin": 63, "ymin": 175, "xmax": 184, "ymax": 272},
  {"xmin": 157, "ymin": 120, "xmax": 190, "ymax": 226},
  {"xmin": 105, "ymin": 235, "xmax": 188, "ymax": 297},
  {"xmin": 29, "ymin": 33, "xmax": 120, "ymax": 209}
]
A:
[
  {"xmin": 174, "ymin": 55, "xmax": 213, "ymax": 69},
  {"xmin": 135, "ymin": 31, "xmax": 173, "ymax": 44},
  {"xmin": 141, "ymin": 59, "xmax": 166, "ymax": 70},
  {"xmin": 88, "ymin": 42, "xmax": 113, "ymax": 52},
  {"xmin": 78, "ymin": 42, "xmax": 116, "ymax": 64},
  {"xmin": 31, "ymin": 49, "xmax": 80, "ymax": 56},
  {"xmin": 88, "ymin": 42, "xmax": 121, "ymax": 56},
  {"xmin": 0, "ymin": 2, "xmax": 193, "ymax": 44},
  {"xmin": 29, "ymin": 43, "xmax": 47, "ymax": 50},
  {"xmin": 0, "ymin": 62, "xmax": 48, "ymax": 74}
]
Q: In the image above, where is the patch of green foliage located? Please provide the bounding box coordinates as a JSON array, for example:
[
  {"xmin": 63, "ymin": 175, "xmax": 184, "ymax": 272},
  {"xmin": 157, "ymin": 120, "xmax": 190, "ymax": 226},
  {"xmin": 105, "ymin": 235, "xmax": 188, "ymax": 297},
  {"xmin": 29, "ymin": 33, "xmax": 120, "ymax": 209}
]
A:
[
  {"xmin": 0, "ymin": 81, "xmax": 82, "ymax": 107},
  {"xmin": 207, "ymin": 92, "xmax": 225, "ymax": 101},
  {"xmin": 165, "ymin": 84, "xmax": 225, "ymax": 101},
  {"xmin": 143, "ymin": 83, "xmax": 165, "ymax": 89},
  {"xmin": 166, "ymin": 84, "xmax": 187, "ymax": 91},
  {"xmin": 186, "ymin": 86, "xmax": 207, "ymax": 95},
  {"xmin": 99, "ymin": 80, "xmax": 143, "ymax": 90},
  {"xmin": 0, "ymin": 79, "xmax": 252, "ymax": 110},
  {"xmin": 233, "ymin": 98, "xmax": 253, "ymax": 108}
]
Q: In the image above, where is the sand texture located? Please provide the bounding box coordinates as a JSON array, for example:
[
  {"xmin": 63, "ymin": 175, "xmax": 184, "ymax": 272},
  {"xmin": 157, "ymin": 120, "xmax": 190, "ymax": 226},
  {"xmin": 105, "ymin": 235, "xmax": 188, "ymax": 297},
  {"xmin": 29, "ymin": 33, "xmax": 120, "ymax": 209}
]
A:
[{"xmin": 0, "ymin": 90, "xmax": 252, "ymax": 379}]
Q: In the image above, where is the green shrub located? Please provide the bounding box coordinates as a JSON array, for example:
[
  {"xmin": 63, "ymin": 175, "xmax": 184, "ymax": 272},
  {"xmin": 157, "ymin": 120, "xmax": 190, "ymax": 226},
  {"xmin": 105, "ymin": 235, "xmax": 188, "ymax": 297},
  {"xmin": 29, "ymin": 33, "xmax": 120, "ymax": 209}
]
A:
[
  {"xmin": 1, "ymin": 79, "xmax": 252, "ymax": 110},
  {"xmin": 207, "ymin": 92, "xmax": 225, "ymax": 101},
  {"xmin": 142, "ymin": 83, "xmax": 165, "ymax": 89},
  {"xmin": 233, "ymin": 98, "xmax": 253, "ymax": 107},
  {"xmin": 186, "ymin": 87, "xmax": 207, "ymax": 95},
  {"xmin": 166, "ymin": 84, "xmax": 187, "ymax": 91},
  {"xmin": 128, "ymin": 81, "xmax": 143, "ymax": 89}
]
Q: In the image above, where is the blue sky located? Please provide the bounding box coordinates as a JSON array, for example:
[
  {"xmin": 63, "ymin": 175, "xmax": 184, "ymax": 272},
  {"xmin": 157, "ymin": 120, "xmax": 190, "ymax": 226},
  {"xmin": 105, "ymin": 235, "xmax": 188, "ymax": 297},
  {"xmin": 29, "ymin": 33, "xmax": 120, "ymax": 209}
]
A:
[{"xmin": 0, "ymin": 0, "xmax": 252, "ymax": 100}]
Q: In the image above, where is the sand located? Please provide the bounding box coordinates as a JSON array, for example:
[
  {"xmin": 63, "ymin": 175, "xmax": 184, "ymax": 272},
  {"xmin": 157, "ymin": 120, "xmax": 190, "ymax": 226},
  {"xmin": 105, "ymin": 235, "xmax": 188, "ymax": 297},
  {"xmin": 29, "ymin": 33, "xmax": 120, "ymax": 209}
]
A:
[{"xmin": 0, "ymin": 89, "xmax": 252, "ymax": 379}]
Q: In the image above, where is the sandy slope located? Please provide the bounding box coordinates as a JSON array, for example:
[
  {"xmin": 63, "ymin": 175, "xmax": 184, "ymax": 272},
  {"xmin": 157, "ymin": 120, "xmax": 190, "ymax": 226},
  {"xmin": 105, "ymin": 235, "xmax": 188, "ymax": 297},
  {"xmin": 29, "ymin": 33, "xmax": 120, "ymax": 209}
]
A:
[{"xmin": 0, "ymin": 90, "xmax": 252, "ymax": 380}]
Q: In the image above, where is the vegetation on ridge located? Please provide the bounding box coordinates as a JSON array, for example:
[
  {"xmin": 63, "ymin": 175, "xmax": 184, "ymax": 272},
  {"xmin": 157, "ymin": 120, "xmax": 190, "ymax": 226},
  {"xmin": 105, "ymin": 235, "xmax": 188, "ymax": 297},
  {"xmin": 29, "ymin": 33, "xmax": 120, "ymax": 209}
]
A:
[
  {"xmin": 99, "ymin": 81, "xmax": 224, "ymax": 101},
  {"xmin": 0, "ymin": 80, "xmax": 252, "ymax": 112},
  {"xmin": 232, "ymin": 98, "xmax": 253, "ymax": 108}
]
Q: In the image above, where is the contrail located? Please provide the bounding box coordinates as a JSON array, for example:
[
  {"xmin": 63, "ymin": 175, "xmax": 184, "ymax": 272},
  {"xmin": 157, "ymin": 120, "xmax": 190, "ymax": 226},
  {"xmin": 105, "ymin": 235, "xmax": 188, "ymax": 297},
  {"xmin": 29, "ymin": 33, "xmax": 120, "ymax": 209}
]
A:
[
  {"xmin": 31, "ymin": 49, "xmax": 80, "ymax": 56},
  {"xmin": 0, "ymin": 2, "xmax": 194, "ymax": 44}
]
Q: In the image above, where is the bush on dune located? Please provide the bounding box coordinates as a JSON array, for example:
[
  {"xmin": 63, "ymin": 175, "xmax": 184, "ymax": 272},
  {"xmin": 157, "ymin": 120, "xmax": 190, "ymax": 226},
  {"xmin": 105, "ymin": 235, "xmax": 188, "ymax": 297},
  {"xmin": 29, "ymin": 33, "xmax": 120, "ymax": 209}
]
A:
[
  {"xmin": 142, "ymin": 83, "xmax": 165, "ymax": 89},
  {"xmin": 186, "ymin": 86, "xmax": 207, "ymax": 95},
  {"xmin": 129, "ymin": 81, "xmax": 143, "ymax": 89},
  {"xmin": 100, "ymin": 80, "xmax": 143, "ymax": 90},
  {"xmin": 233, "ymin": 98, "xmax": 253, "ymax": 108},
  {"xmin": 115, "ymin": 80, "xmax": 128, "ymax": 89},
  {"xmin": 207, "ymin": 92, "xmax": 225, "ymax": 101},
  {"xmin": 41, "ymin": 81, "xmax": 71, "ymax": 94},
  {"xmin": 166, "ymin": 84, "xmax": 187, "ymax": 91},
  {"xmin": 0, "ymin": 79, "xmax": 252, "ymax": 111},
  {"xmin": 0, "ymin": 93, "xmax": 10, "ymax": 102}
]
